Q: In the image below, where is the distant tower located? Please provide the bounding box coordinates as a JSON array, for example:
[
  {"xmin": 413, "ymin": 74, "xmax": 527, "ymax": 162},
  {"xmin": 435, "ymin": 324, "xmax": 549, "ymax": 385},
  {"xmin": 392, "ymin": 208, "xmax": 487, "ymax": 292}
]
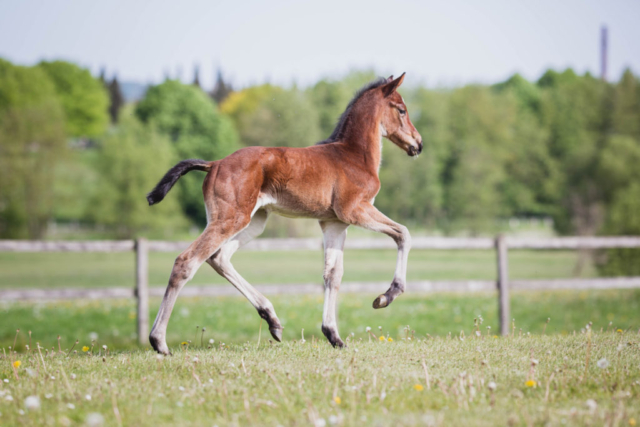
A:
[{"xmin": 600, "ymin": 26, "xmax": 608, "ymax": 81}]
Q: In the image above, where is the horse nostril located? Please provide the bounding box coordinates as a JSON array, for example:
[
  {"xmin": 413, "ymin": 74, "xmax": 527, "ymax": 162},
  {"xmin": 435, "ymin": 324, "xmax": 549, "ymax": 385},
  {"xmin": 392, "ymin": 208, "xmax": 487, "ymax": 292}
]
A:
[{"xmin": 418, "ymin": 143, "xmax": 423, "ymax": 154}]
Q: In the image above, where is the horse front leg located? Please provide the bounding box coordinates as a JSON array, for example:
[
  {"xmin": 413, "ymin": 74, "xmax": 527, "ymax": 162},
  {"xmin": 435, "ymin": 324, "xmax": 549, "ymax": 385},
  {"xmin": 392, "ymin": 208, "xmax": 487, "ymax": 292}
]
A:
[
  {"xmin": 341, "ymin": 203, "xmax": 411, "ymax": 309},
  {"xmin": 319, "ymin": 220, "xmax": 349, "ymax": 347}
]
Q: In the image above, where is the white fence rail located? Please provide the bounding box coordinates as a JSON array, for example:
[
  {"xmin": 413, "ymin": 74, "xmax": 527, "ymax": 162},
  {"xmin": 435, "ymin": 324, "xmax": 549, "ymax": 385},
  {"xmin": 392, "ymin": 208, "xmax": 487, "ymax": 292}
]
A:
[{"xmin": 1, "ymin": 236, "xmax": 639, "ymax": 342}]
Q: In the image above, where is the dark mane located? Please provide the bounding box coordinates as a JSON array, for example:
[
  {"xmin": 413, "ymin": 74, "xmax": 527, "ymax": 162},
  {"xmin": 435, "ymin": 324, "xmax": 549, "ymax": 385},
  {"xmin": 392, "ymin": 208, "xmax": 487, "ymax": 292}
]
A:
[{"xmin": 316, "ymin": 77, "xmax": 388, "ymax": 145}]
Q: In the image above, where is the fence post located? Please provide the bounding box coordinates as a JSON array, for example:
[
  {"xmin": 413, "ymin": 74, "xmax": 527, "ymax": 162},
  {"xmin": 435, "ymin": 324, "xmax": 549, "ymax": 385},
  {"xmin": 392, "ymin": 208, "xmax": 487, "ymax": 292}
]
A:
[
  {"xmin": 496, "ymin": 234, "xmax": 510, "ymax": 336},
  {"xmin": 135, "ymin": 238, "xmax": 149, "ymax": 346}
]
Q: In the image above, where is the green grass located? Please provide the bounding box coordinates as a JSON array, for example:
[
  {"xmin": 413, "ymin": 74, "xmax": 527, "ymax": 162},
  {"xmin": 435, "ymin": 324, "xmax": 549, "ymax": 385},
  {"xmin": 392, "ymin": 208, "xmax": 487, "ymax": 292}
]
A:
[
  {"xmin": 0, "ymin": 249, "xmax": 597, "ymax": 289},
  {"xmin": 2, "ymin": 290, "xmax": 638, "ymax": 351},
  {"xmin": 1, "ymin": 330, "xmax": 638, "ymax": 426}
]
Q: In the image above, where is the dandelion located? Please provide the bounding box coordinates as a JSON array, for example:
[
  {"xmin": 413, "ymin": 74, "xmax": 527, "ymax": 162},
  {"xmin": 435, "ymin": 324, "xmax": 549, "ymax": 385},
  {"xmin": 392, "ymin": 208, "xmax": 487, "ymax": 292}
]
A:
[
  {"xmin": 487, "ymin": 381, "xmax": 497, "ymax": 391},
  {"xmin": 333, "ymin": 396, "xmax": 341, "ymax": 405},
  {"xmin": 67, "ymin": 403, "xmax": 75, "ymax": 409},
  {"xmin": 379, "ymin": 336, "xmax": 385, "ymax": 341},
  {"xmin": 12, "ymin": 360, "xmax": 21, "ymax": 369},
  {"xmin": 387, "ymin": 337, "xmax": 393, "ymax": 342},
  {"xmin": 82, "ymin": 346, "xmax": 89, "ymax": 352},
  {"xmin": 181, "ymin": 341, "xmax": 188, "ymax": 346},
  {"xmin": 366, "ymin": 327, "xmax": 371, "ymax": 332},
  {"xmin": 413, "ymin": 384, "xmax": 424, "ymax": 391},
  {"xmin": 597, "ymin": 358, "xmax": 610, "ymax": 369},
  {"xmin": 102, "ymin": 345, "xmax": 107, "ymax": 351},
  {"xmin": 209, "ymin": 339, "xmax": 214, "ymax": 344},
  {"xmin": 616, "ymin": 329, "xmax": 623, "ymax": 333},
  {"xmin": 525, "ymin": 380, "xmax": 537, "ymax": 388},
  {"xmin": 85, "ymin": 395, "xmax": 92, "ymax": 401},
  {"xmin": 24, "ymin": 396, "xmax": 40, "ymax": 410},
  {"xmin": 629, "ymin": 418, "xmax": 636, "ymax": 426}
]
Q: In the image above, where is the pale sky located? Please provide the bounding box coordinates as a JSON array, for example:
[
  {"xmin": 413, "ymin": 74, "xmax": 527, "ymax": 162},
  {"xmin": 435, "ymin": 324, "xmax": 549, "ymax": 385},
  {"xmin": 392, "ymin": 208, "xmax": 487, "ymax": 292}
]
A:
[{"xmin": 1, "ymin": 0, "xmax": 639, "ymax": 89}]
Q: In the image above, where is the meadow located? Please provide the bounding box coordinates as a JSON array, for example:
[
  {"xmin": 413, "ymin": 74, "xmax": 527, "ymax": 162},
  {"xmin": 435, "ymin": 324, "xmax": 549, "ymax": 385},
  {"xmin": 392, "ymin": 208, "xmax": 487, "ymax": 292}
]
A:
[
  {"xmin": 2, "ymin": 248, "xmax": 639, "ymax": 425},
  {"xmin": 0, "ymin": 328, "xmax": 638, "ymax": 426}
]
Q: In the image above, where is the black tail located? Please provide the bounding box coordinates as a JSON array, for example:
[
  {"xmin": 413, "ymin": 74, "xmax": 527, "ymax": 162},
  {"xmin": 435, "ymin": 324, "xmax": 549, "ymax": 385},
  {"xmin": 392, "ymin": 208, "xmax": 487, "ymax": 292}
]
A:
[{"xmin": 147, "ymin": 159, "xmax": 211, "ymax": 206}]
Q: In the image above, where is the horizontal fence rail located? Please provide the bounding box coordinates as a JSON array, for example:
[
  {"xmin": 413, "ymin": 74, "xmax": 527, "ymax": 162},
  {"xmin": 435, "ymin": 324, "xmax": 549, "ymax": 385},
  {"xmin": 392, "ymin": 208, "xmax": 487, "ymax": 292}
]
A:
[{"xmin": 1, "ymin": 236, "xmax": 639, "ymax": 343}]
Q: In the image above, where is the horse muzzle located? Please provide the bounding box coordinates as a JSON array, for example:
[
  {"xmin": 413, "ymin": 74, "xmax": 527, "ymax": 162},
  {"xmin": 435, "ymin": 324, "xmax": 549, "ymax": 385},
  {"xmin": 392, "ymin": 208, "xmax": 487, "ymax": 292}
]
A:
[{"xmin": 407, "ymin": 141, "xmax": 423, "ymax": 157}]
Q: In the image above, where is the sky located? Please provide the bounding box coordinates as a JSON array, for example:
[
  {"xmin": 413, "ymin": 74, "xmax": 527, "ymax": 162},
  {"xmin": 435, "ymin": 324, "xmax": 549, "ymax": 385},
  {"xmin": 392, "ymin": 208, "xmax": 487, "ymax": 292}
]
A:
[{"xmin": 1, "ymin": 0, "xmax": 639, "ymax": 89}]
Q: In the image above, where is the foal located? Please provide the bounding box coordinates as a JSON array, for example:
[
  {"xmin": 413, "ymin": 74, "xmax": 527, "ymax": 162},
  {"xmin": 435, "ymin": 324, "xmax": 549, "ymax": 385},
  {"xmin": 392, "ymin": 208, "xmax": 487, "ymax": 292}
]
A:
[{"xmin": 147, "ymin": 73, "xmax": 422, "ymax": 354}]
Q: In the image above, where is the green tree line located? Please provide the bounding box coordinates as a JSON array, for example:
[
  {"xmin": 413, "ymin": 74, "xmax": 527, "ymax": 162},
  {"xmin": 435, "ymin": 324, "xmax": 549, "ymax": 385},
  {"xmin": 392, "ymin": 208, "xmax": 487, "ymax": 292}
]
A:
[{"xmin": 1, "ymin": 59, "xmax": 639, "ymax": 273}]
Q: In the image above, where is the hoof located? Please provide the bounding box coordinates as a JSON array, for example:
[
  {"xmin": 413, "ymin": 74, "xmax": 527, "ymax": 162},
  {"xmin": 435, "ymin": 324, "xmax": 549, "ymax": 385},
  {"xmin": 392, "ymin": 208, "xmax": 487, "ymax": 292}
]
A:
[
  {"xmin": 149, "ymin": 334, "xmax": 171, "ymax": 355},
  {"xmin": 373, "ymin": 294, "xmax": 389, "ymax": 309},
  {"xmin": 270, "ymin": 326, "xmax": 283, "ymax": 342},
  {"xmin": 321, "ymin": 325, "xmax": 346, "ymax": 348}
]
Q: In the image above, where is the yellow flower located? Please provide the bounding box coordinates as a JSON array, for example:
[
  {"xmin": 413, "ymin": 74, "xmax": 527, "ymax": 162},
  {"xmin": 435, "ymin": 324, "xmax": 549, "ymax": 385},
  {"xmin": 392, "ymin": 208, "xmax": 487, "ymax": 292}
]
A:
[
  {"xmin": 181, "ymin": 341, "xmax": 188, "ymax": 346},
  {"xmin": 525, "ymin": 380, "xmax": 537, "ymax": 388},
  {"xmin": 387, "ymin": 337, "xmax": 393, "ymax": 342},
  {"xmin": 616, "ymin": 329, "xmax": 623, "ymax": 333},
  {"xmin": 333, "ymin": 396, "xmax": 341, "ymax": 405},
  {"xmin": 12, "ymin": 360, "xmax": 21, "ymax": 368},
  {"xmin": 629, "ymin": 418, "xmax": 636, "ymax": 426},
  {"xmin": 379, "ymin": 336, "xmax": 385, "ymax": 341},
  {"xmin": 82, "ymin": 346, "xmax": 89, "ymax": 352},
  {"xmin": 413, "ymin": 384, "xmax": 424, "ymax": 391},
  {"xmin": 493, "ymin": 335, "xmax": 498, "ymax": 338}
]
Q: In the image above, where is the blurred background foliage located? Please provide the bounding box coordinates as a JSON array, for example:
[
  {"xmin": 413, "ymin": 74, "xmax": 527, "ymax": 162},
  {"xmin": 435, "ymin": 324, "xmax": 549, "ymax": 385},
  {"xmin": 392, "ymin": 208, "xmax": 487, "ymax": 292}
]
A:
[{"xmin": 0, "ymin": 58, "xmax": 639, "ymax": 274}]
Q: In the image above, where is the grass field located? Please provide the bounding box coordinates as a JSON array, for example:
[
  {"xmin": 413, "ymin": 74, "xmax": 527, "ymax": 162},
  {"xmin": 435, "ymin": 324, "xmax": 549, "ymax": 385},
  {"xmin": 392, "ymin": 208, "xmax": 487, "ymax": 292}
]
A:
[
  {"xmin": 1, "ymin": 330, "xmax": 638, "ymax": 426},
  {"xmin": 0, "ymin": 249, "xmax": 598, "ymax": 289}
]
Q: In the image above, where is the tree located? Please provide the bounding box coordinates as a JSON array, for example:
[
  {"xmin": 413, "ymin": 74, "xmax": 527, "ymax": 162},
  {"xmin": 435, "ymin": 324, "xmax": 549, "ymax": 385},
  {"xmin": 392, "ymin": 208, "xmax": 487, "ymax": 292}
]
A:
[
  {"xmin": 38, "ymin": 60, "xmax": 109, "ymax": 137},
  {"xmin": 211, "ymin": 70, "xmax": 232, "ymax": 104},
  {"xmin": 108, "ymin": 76, "xmax": 125, "ymax": 123},
  {"xmin": 221, "ymin": 84, "xmax": 321, "ymax": 147},
  {"xmin": 135, "ymin": 80, "xmax": 239, "ymax": 226},
  {"xmin": 0, "ymin": 58, "xmax": 66, "ymax": 238},
  {"xmin": 88, "ymin": 111, "xmax": 188, "ymax": 238}
]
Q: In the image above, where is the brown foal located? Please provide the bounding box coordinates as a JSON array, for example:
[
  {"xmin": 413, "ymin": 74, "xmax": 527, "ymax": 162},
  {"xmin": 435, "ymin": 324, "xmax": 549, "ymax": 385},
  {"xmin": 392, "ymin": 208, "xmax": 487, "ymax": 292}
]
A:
[{"xmin": 147, "ymin": 73, "xmax": 422, "ymax": 354}]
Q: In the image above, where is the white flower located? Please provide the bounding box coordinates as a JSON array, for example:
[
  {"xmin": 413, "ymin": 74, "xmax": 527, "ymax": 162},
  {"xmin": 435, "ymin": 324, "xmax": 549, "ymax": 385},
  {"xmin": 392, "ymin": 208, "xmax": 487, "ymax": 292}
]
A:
[
  {"xmin": 597, "ymin": 358, "xmax": 609, "ymax": 369},
  {"xmin": 531, "ymin": 359, "xmax": 539, "ymax": 366},
  {"xmin": 328, "ymin": 415, "xmax": 339, "ymax": 425},
  {"xmin": 24, "ymin": 395, "xmax": 41, "ymax": 410},
  {"xmin": 89, "ymin": 332, "xmax": 98, "ymax": 341},
  {"xmin": 5, "ymin": 395, "xmax": 13, "ymax": 401},
  {"xmin": 192, "ymin": 356, "xmax": 199, "ymax": 363},
  {"xmin": 50, "ymin": 376, "xmax": 56, "ymax": 380},
  {"xmin": 18, "ymin": 409, "xmax": 25, "ymax": 415},
  {"xmin": 178, "ymin": 386, "xmax": 185, "ymax": 391},
  {"xmin": 585, "ymin": 399, "xmax": 597, "ymax": 411},
  {"xmin": 487, "ymin": 381, "xmax": 497, "ymax": 391},
  {"xmin": 70, "ymin": 374, "xmax": 76, "ymax": 380},
  {"xmin": 67, "ymin": 403, "xmax": 75, "ymax": 409},
  {"xmin": 156, "ymin": 355, "xmax": 163, "ymax": 361},
  {"xmin": 366, "ymin": 327, "xmax": 371, "ymax": 332},
  {"xmin": 3, "ymin": 379, "xmax": 8, "ymax": 383},
  {"xmin": 315, "ymin": 418, "xmax": 326, "ymax": 427},
  {"xmin": 209, "ymin": 339, "xmax": 214, "ymax": 344},
  {"xmin": 85, "ymin": 412, "xmax": 105, "ymax": 427},
  {"xmin": 85, "ymin": 395, "xmax": 92, "ymax": 401},
  {"xmin": 102, "ymin": 345, "xmax": 107, "ymax": 351},
  {"xmin": 176, "ymin": 401, "xmax": 184, "ymax": 407},
  {"xmin": 208, "ymin": 379, "xmax": 213, "ymax": 383},
  {"xmin": 45, "ymin": 393, "xmax": 53, "ymax": 399}
]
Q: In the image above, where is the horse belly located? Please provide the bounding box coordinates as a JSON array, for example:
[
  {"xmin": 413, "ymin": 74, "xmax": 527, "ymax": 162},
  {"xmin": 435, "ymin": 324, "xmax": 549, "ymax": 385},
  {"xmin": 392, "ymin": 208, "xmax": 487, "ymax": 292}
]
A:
[{"xmin": 254, "ymin": 192, "xmax": 336, "ymax": 220}]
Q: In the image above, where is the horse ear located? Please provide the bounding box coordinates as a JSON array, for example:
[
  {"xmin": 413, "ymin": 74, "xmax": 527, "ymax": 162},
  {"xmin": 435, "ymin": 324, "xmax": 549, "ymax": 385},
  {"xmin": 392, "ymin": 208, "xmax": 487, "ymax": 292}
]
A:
[
  {"xmin": 382, "ymin": 72, "xmax": 405, "ymax": 97},
  {"xmin": 386, "ymin": 75, "xmax": 394, "ymax": 82}
]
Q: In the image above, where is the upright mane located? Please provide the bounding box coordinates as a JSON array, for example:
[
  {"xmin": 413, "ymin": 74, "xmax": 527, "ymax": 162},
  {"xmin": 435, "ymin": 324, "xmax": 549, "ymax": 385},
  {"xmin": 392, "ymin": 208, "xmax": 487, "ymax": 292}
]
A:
[{"xmin": 316, "ymin": 77, "xmax": 388, "ymax": 145}]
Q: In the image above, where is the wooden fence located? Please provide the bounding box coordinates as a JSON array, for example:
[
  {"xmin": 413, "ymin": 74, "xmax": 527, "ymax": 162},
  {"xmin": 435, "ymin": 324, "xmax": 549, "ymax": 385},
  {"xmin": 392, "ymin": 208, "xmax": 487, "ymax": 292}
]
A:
[{"xmin": 1, "ymin": 236, "xmax": 640, "ymax": 343}]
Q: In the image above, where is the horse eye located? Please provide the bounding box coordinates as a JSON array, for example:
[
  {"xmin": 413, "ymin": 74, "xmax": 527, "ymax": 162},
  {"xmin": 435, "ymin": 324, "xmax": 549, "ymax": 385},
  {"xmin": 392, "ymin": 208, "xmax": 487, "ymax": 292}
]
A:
[{"xmin": 398, "ymin": 108, "xmax": 406, "ymax": 115}]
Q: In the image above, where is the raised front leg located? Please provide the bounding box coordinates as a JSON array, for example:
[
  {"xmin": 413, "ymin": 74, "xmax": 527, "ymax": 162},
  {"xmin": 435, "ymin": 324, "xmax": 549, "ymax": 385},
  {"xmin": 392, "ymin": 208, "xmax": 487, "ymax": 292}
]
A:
[
  {"xmin": 340, "ymin": 203, "xmax": 411, "ymax": 309},
  {"xmin": 319, "ymin": 220, "xmax": 349, "ymax": 348}
]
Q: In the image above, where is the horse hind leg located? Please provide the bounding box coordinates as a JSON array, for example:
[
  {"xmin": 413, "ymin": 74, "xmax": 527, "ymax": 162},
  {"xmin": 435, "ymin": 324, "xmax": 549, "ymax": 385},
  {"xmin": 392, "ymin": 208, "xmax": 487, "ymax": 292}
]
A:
[
  {"xmin": 206, "ymin": 210, "xmax": 284, "ymax": 342},
  {"xmin": 149, "ymin": 219, "xmax": 249, "ymax": 355}
]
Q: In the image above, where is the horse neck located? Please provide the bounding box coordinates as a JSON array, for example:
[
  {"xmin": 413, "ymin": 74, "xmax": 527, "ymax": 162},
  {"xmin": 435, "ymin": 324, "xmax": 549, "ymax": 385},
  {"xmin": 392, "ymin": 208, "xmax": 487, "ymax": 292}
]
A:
[{"xmin": 340, "ymin": 103, "xmax": 383, "ymax": 175}]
